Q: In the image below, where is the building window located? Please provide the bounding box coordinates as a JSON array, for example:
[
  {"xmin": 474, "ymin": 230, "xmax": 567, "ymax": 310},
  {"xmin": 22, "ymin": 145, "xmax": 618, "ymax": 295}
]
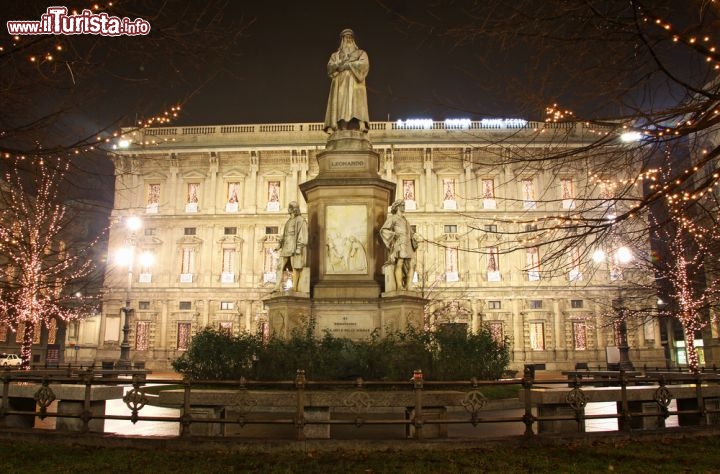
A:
[
  {"xmin": 16, "ymin": 321, "xmax": 41, "ymax": 344},
  {"xmin": 139, "ymin": 301, "xmax": 151, "ymax": 310},
  {"xmin": 47, "ymin": 318, "xmax": 57, "ymax": 344},
  {"xmin": 525, "ymin": 224, "xmax": 538, "ymax": 232},
  {"xmin": 529, "ymin": 321, "xmax": 545, "ymax": 351},
  {"xmin": 144, "ymin": 228, "xmax": 156, "ymax": 236},
  {"xmin": 487, "ymin": 322, "xmax": 504, "ymax": 345},
  {"xmin": 482, "ymin": 179, "xmax": 495, "ymax": 199},
  {"xmin": 68, "ymin": 321, "xmax": 78, "ymax": 339},
  {"xmin": 263, "ymin": 245, "xmax": 279, "ymax": 283},
  {"xmin": 220, "ymin": 301, "xmax": 235, "ymax": 310},
  {"xmin": 136, "ymin": 321, "xmax": 150, "ymax": 351},
  {"xmin": 484, "ymin": 224, "xmax": 497, "ymax": 233},
  {"xmin": 226, "ymin": 182, "xmax": 240, "ymax": 212},
  {"xmin": 571, "ymin": 299, "xmax": 584, "ymax": 309},
  {"xmin": 138, "ymin": 250, "xmax": 154, "ymax": 282},
  {"xmin": 526, "ymin": 247, "xmax": 540, "ymax": 281},
  {"xmin": 521, "ymin": 179, "xmax": 536, "ymax": 209},
  {"xmin": 266, "ymin": 226, "xmax": 278, "ymax": 235},
  {"xmin": 444, "ymin": 224, "xmax": 458, "ymax": 234},
  {"xmin": 146, "ymin": 183, "xmax": 160, "ymax": 213},
  {"xmin": 486, "ymin": 246, "xmax": 501, "ymax": 281},
  {"xmin": 529, "ymin": 300, "xmax": 543, "ymax": 309},
  {"xmin": 224, "ymin": 227, "xmax": 237, "ymax": 235},
  {"xmin": 403, "ymin": 179, "xmax": 417, "ymax": 210},
  {"xmin": 267, "ymin": 181, "xmax": 280, "ymax": 211},
  {"xmin": 219, "ymin": 321, "xmax": 233, "ymax": 335},
  {"xmin": 186, "ymin": 183, "xmax": 199, "ymax": 212},
  {"xmin": 482, "ymin": 179, "xmax": 496, "ymax": 209},
  {"xmin": 561, "ymin": 178, "xmax": 575, "ymax": 209},
  {"xmin": 573, "ymin": 321, "xmax": 588, "ymax": 350},
  {"xmin": 488, "ymin": 300, "xmax": 502, "ymax": 310},
  {"xmin": 0, "ymin": 325, "xmax": 6, "ymax": 342},
  {"xmin": 442, "ymin": 178, "xmax": 457, "ymax": 209},
  {"xmin": 184, "ymin": 227, "xmax": 196, "ymax": 236},
  {"xmin": 179, "ymin": 301, "xmax": 192, "ymax": 310},
  {"xmin": 177, "ymin": 322, "xmax": 192, "ymax": 351}
]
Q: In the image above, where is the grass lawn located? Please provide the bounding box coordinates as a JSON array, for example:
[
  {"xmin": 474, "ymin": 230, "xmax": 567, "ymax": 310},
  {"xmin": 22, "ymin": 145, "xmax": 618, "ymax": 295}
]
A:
[{"xmin": 2, "ymin": 434, "xmax": 720, "ymax": 473}]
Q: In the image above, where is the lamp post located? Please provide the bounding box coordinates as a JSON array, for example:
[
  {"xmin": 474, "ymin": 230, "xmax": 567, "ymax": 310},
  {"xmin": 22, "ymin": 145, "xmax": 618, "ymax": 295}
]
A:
[
  {"xmin": 613, "ymin": 295, "xmax": 635, "ymax": 371},
  {"xmin": 117, "ymin": 216, "xmax": 141, "ymax": 370}
]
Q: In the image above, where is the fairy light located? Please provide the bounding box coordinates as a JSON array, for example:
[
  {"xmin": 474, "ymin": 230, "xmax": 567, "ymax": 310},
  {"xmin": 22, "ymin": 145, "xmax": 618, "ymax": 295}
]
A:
[
  {"xmin": 545, "ymin": 103, "xmax": 575, "ymax": 123},
  {"xmin": 0, "ymin": 157, "xmax": 101, "ymax": 368}
]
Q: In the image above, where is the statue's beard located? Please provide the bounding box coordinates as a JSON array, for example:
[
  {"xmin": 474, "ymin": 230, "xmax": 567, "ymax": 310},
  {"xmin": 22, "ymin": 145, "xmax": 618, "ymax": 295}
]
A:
[{"xmin": 339, "ymin": 40, "xmax": 357, "ymax": 60}]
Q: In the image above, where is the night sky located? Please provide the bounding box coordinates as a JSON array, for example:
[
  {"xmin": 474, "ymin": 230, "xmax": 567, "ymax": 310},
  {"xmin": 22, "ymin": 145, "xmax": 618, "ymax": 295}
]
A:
[{"xmin": 168, "ymin": 2, "xmax": 520, "ymax": 127}]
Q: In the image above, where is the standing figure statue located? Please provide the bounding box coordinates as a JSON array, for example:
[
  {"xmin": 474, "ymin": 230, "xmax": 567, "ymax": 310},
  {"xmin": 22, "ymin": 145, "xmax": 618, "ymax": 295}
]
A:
[
  {"xmin": 275, "ymin": 201, "xmax": 308, "ymax": 291},
  {"xmin": 380, "ymin": 200, "xmax": 418, "ymax": 291},
  {"xmin": 324, "ymin": 29, "xmax": 370, "ymax": 133}
]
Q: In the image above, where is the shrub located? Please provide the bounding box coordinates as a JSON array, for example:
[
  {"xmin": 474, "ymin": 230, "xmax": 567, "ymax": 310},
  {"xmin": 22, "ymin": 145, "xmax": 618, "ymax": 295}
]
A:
[
  {"xmin": 171, "ymin": 327, "xmax": 261, "ymax": 380},
  {"xmin": 172, "ymin": 324, "xmax": 510, "ymax": 381}
]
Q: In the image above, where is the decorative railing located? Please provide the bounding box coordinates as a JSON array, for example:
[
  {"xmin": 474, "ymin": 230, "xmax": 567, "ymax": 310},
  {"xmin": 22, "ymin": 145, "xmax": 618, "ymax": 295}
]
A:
[
  {"xmin": 2, "ymin": 367, "xmax": 718, "ymax": 441},
  {"xmin": 135, "ymin": 120, "xmax": 615, "ymax": 140}
]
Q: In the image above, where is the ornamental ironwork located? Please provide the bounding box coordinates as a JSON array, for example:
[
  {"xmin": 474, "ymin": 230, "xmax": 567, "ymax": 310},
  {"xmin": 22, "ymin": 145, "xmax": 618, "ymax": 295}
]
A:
[
  {"xmin": 34, "ymin": 383, "xmax": 56, "ymax": 419},
  {"xmin": 654, "ymin": 386, "xmax": 673, "ymax": 409},
  {"xmin": 566, "ymin": 387, "xmax": 588, "ymax": 411},
  {"xmin": 343, "ymin": 391, "xmax": 371, "ymax": 414},
  {"xmin": 123, "ymin": 387, "xmax": 149, "ymax": 424}
]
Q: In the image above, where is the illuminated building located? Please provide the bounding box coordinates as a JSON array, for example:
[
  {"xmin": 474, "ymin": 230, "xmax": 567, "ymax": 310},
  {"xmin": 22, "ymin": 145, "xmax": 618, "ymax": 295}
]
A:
[{"xmin": 93, "ymin": 119, "xmax": 667, "ymax": 371}]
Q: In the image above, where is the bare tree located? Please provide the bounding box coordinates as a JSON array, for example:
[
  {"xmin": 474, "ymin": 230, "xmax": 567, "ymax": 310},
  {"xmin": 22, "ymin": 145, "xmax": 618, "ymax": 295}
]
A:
[
  {"xmin": 378, "ymin": 1, "xmax": 720, "ymax": 366},
  {"xmin": 0, "ymin": 158, "xmax": 103, "ymax": 368},
  {"xmin": 1, "ymin": 1, "xmax": 250, "ymax": 199},
  {"xmin": 378, "ymin": 0, "xmax": 720, "ymax": 250}
]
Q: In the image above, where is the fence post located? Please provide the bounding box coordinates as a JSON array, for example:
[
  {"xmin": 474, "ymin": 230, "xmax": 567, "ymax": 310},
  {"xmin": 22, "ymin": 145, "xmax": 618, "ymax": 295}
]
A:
[
  {"xmin": 0, "ymin": 372, "xmax": 10, "ymax": 421},
  {"xmin": 295, "ymin": 369, "xmax": 306, "ymax": 441},
  {"xmin": 696, "ymin": 372, "xmax": 706, "ymax": 426},
  {"xmin": 180, "ymin": 376, "xmax": 192, "ymax": 436},
  {"xmin": 522, "ymin": 366, "xmax": 535, "ymax": 436},
  {"xmin": 82, "ymin": 374, "xmax": 92, "ymax": 433},
  {"xmin": 412, "ymin": 369, "xmax": 424, "ymax": 440},
  {"xmin": 618, "ymin": 369, "xmax": 631, "ymax": 431}
]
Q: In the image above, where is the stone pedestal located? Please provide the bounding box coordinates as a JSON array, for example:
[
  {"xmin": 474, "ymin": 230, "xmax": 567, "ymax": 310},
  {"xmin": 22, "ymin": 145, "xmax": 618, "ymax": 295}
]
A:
[
  {"xmin": 300, "ymin": 131, "xmax": 395, "ymax": 299},
  {"xmin": 265, "ymin": 294, "xmax": 312, "ymax": 338},
  {"xmin": 277, "ymin": 130, "xmax": 425, "ymax": 338}
]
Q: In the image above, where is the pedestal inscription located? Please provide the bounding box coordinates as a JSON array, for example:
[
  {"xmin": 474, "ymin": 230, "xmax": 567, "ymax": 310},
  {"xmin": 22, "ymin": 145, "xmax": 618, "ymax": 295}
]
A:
[{"xmin": 321, "ymin": 313, "xmax": 375, "ymax": 338}]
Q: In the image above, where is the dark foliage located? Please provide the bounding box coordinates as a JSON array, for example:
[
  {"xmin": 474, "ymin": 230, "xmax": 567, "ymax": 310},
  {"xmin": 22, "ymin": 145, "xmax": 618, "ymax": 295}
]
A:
[{"xmin": 172, "ymin": 324, "xmax": 510, "ymax": 381}]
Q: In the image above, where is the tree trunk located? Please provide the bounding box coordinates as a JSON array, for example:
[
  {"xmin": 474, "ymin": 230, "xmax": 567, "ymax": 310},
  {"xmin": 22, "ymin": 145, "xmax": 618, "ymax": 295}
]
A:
[
  {"xmin": 20, "ymin": 323, "xmax": 34, "ymax": 370},
  {"xmin": 684, "ymin": 331, "xmax": 700, "ymax": 374}
]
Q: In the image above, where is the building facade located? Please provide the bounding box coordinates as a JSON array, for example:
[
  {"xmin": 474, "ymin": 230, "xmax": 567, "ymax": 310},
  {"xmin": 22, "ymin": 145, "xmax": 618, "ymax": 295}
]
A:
[{"xmin": 91, "ymin": 119, "xmax": 668, "ymax": 371}]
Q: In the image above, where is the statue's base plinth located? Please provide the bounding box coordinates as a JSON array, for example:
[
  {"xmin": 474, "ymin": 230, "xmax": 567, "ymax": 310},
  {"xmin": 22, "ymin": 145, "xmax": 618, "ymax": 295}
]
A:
[
  {"xmin": 264, "ymin": 292, "xmax": 427, "ymax": 341},
  {"xmin": 324, "ymin": 130, "xmax": 372, "ymax": 152}
]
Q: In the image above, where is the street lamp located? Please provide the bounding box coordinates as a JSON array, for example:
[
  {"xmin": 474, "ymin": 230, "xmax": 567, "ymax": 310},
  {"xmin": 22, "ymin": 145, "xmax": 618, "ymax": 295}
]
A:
[
  {"xmin": 116, "ymin": 216, "xmax": 141, "ymax": 370},
  {"xmin": 613, "ymin": 294, "xmax": 635, "ymax": 371}
]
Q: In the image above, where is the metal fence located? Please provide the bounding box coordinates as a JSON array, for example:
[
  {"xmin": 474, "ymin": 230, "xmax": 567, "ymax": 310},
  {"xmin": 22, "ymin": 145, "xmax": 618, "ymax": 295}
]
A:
[{"xmin": 2, "ymin": 367, "xmax": 720, "ymax": 440}]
